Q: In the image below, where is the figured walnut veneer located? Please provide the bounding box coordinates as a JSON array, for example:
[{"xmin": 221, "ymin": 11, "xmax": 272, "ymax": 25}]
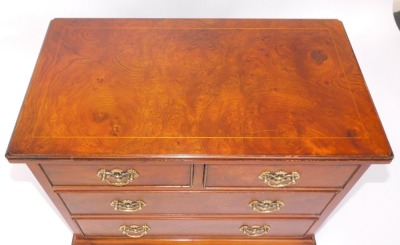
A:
[
  {"xmin": 6, "ymin": 19, "xmax": 392, "ymax": 245},
  {"xmin": 6, "ymin": 19, "xmax": 392, "ymax": 159}
]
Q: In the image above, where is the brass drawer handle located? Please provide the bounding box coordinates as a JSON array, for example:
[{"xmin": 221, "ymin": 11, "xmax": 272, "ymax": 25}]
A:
[
  {"xmin": 249, "ymin": 200, "xmax": 284, "ymax": 213},
  {"xmin": 258, "ymin": 171, "xmax": 300, "ymax": 187},
  {"xmin": 119, "ymin": 224, "xmax": 150, "ymax": 238},
  {"xmin": 97, "ymin": 169, "xmax": 138, "ymax": 186},
  {"xmin": 111, "ymin": 199, "xmax": 146, "ymax": 212},
  {"xmin": 240, "ymin": 225, "xmax": 270, "ymax": 237}
]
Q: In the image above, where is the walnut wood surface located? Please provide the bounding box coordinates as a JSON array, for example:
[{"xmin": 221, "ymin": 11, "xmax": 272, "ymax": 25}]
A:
[
  {"xmin": 41, "ymin": 163, "xmax": 192, "ymax": 186},
  {"xmin": 59, "ymin": 190, "xmax": 335, "ymax": 215},
  {"xmin": 4, "ymin": 19, "xmax": 393, "ymax": 245},
  {"xmin": 76, "ymin": 218, "xmax": 315, "ymax": 237},
  {"xmin": 206, "ymin": 164, "xmax": 358, "ymax": 188},
  {"xmin": 6, "ymin": 19, "xmax": 392, "ymax": 161}
]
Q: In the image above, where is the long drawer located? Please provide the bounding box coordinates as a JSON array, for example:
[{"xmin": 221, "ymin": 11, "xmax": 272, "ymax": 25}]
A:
[
  {"xmin": 41, "ymin": 164, "xmax": 192, "ymax": 187},
  {"xmin": 206, "ymin": 164, "xmax": 358, "ymax": 188},
  {"xmin": 77, "ymin": 218, "xmax": 316, "ymax": 237},
  {"xmin": 60, "ymin": 190, "xmax": 335, "ymax": 215}
]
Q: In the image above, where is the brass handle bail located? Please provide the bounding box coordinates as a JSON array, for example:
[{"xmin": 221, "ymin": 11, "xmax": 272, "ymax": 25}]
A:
[
  {"xmin": 249, "ymin": 200, "xmax": 284, "ymax": 213},
  {"xmin": 119, "ymin": 225, "xmax": 150, "ymax": 238},
  {"xmin": 259, "ymin": 170, "xmax": 300, "ymax": 187},
  {"xmin": 111, "ymin": 199, "xmax": 146, "ymax": 212},
  {"xmin": 240, "ymin": 225, "xmax": 270, "ymax": 237},
  {"xmin": 97, "ymin": 168, "xmax": 138, "ymax": 186}
]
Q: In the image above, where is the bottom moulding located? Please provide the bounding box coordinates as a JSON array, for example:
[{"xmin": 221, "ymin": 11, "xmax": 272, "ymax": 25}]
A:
[{"xmin": 72, "ymin": 236, "xmax": 316, "ymax": 245}]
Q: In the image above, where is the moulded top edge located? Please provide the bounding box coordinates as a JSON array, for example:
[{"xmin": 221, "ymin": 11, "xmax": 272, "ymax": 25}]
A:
[{"xmin": 5, "ymin": 152, "xmax": 394, "ymax": 164}]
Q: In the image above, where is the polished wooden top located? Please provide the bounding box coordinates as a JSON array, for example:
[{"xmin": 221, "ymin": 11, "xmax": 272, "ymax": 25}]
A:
[{"xmin": 6, "ymin": 19, "xmax": 393, "ymax": 161}]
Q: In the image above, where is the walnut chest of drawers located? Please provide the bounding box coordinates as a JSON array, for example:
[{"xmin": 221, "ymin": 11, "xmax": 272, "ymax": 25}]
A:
[{"xmin": 6, "ymin": 19, "xmax": 393, "ymax": 245}]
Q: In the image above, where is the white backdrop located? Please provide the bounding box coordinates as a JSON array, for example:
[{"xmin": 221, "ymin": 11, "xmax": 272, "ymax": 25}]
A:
[{"xmin": 1, "ymin": 1, "xmax": 399, "ymax": 244}]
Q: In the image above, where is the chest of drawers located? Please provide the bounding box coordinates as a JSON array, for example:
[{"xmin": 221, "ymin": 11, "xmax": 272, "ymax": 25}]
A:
[{"xmin": 6, "ymin": 19, "xmax": 393, "ymax": 245}]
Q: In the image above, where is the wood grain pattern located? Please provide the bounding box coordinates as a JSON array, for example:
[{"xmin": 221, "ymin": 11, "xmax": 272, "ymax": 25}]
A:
[
  {"xmin": 4, "ymin": 19, "xmax": 393, "ymax": 245},
  {"xmin": 76, "ymin": 218, "xmax": 315, "ymax": 237},
  {"xmin": 59, "ymin": 190, "xmax": 335, "ymax": 215},
  {"xmin": 6, "ymin": 19, "xmax": 392, "ymax": 160},
  {"xmin": 205, "ymin": 164, "xmax": 358, "ymax": 188},
  {"xmin": 41, "ymin": 163, "xmax": 192, "ymax": 186},
  {"xmin": 34, "ymin": 28, "xmax": 357, "ymax": 139}
]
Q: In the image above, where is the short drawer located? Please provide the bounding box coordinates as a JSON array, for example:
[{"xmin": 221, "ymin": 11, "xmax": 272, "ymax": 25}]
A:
[
  {"xmin": 206, "ymin": 164, "xmax": 358, "ymax": 188},
  {"xmin": 60, "ymin": 191, "xmax": 335, "ymax": 215},
  {"xmin": 41, "ymin": 164, "xmax": 192, "ymax": 187},
  {"xmin": 77, "ymin": 218, "xmax": 316, "ymax": 238}
]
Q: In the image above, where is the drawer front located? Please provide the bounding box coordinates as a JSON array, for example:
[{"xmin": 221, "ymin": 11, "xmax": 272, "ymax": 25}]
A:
[
  {"xmin": 60, "ymin": 191, "xmax": 335, "ymax": 215},
  {"xmin": 77, "ymin": 218, "xmax": 316, "ymax": 237},
  {"xmin": 206, "ymin": 164, "xmax": 358, "ymax": 188},
  {"xmin": 41, "ymin": 164, "xmax": 192, "ymax": 187}
]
